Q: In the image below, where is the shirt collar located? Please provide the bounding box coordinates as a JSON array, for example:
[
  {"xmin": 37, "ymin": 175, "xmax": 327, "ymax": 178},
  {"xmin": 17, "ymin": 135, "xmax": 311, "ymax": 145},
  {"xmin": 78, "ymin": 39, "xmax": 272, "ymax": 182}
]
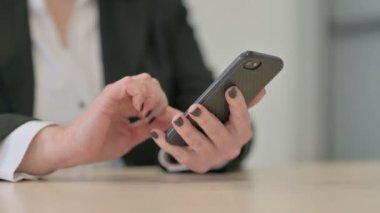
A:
[
  {"xmin": 28, "ymin": 0, "xmax": 45, "ymax": 14},
  {"xmin": 28, "ymin": 0, "xmax": 93, "ymax": 15},
  {"xmin": 77, "ymin": 0, "xmax": 93, "ymax": 8}
]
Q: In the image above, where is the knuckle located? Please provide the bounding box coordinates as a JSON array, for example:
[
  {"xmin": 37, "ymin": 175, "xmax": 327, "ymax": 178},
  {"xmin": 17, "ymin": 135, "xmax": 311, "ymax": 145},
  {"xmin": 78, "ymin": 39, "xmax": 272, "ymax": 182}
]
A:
[
  {"xmin": 161, "ymin": 96, "xmax": 169, "ymax": 107},
  {"xmin": 244, "ymin": 119, "xmax": 253, "ymax": 129},
  {"xmin": 225, "ymin": 148, "xmax": 241, "ymax": 160},
  {"xmin": 245, "ymin": 131, "xmax": 253, "ymax": 141},
  {"xmin": 238, "ymin": 129, "xmax": 253, "ymax": 143},
  {"xmin": 139, "ymin": 73, "xmax": 152, "ymax": 79},
  {"xmin": 234, "ymin": 113, "xmax": 251, "ymax": 127},
  {"xmin": 194, "ymin": 166, "xmax": 208, "ymax": 174},
  {"xmin": 152, "ymin": 78, "xmax": 160, "ymax": 85},
  {"xmin": 141, "ymin": 83, "xmax": 148, "ymax": 94},
  {"xmin": 103, "ymin": 84, "xmax": 119, "ymax": 100},
  {"xmin": 183, "ymin": 131, "xmax": 202, "ymax": 149},
  {"xmin": 179, "ymin": 155, "xmax": 192, "ymax": 166},
  {"xmin": 178, "ymin": 125, "xmax": 192, "ymax": 139},
  {"xmin": 207, "ymin": 126, "xmax": 220, "ymax": 139},
  {"xmin": 191, "ymin": 140, "xmax": 202, "ymax": 150},
  {"xmin": 171, "ymin": 151, "xmax": 181, "ymax": 161},
  {"xmin": 198, "ymin": 111, "xmax": 212, "ymax": 126},
  {"xmin": 122, "ymin": 76, "xmax": 132, "ymax": 83},
  {"xmin": 212, "ymin": 156, "xmax": 224, "ymax": 166},
  {"xmin": 170, "ymin": 150, "xmax": 180, "ymax": 159},
  {"xmin": 190, "ymin": 135, "xmax": 206, "ymax": 150},
  {"xmin": 178, "ymin": 127, "xmax": 203, "ymax": 150},
  {"xmin": 104, "ymin": 84, "xmax": 114, "ymax": 92}
]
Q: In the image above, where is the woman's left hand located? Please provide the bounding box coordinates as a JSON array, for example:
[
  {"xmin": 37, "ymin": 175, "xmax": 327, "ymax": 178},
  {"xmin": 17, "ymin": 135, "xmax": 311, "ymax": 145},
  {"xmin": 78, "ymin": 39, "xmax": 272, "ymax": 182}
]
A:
[{"xmin": 151, "ymin": 87, "xmax": 265, "ymax": 173}]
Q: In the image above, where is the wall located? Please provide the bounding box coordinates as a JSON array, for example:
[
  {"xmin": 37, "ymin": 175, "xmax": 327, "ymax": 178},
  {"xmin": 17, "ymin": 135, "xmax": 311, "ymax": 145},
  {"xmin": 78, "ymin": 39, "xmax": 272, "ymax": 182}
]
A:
[{"xmin": 331, "ymin": 0, "xmax": 380, "ymax": 160}]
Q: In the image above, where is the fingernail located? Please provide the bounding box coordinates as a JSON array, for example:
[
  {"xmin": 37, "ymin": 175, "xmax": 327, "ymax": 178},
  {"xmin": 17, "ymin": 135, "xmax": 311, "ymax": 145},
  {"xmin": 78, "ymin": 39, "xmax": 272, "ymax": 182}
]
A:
[
  {"xmin": 228, "ymin": 87, "xmax": 237, "ymax": 98},
  {"xmin": 145, "ymin": 110, "xmax": 152, "ymax": 118},
  {"xmin": 148, "ymin": 117, "xmax": 156, "ymax": 124},
  {"xmin": 174, "ymin": 117, "xmax": 183, "ymax": 127},
  {"xmin": 190, "ymin": 107, "xmax": 201, "ymax": 117},
  {"xmin": 128, "ymin": 116, "xmax": 141, "ymax": 123},
  {"xmin": 151, "ymin": 131, "xmax": 159, "ymax": 139},
  {"xmin": 140, "ymin": 103, "xmax": 144, "ymax": 112}
]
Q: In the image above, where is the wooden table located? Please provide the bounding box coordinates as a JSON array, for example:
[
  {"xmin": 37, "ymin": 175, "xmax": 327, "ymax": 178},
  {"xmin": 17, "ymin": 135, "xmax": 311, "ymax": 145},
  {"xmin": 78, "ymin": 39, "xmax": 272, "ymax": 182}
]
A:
[{"xmin": 1, "ymin": 162, "xmax": 380, "ymax": 213}]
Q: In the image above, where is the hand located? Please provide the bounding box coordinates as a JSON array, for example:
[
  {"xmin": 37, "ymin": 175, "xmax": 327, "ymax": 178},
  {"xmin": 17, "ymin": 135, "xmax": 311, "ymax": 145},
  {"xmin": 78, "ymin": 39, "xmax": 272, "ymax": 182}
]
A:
[
  {"xmin": 151, "ymin": 87, "xmax": 265, "ymax": 173},
  {"xmin": 18, "ymin": 73, "xmax": 169, "ymax": 175}
]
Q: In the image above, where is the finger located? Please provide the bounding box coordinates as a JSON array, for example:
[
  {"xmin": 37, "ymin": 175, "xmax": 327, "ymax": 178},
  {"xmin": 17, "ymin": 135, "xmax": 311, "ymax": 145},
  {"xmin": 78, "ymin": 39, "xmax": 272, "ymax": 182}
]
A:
[
  {"xmin": 133, "ymin": 74, "xmax": 168, "ymax": 121},
  {"xmin": 187, "ymin": 104, "xmax": 232, "ymax": 150},
  {"xmin": 118, "ymin": 73, "xmax": 161, "ymax": 115},
  {"xmin": 145, "ymin": 97, "xmax": 166, "ymax": 125},
  {"xmin": 148, "ymin": 106, "xmax": 183, "ymax": 130},
  {"xmin": 99, "ymin": 83, "xmax": 138, "ymax": 118},
  {"xmin": 131, "ymin": 74, "xmax": 155, "ymax": 116},
  {"xmin": 151, "ymin": 130, "xmax": 215, "ymax": 174},
  {"xmin": 150, "ymin": 129, "xmax": 195, "ymax": 164},
  {"xmin": 225, "ymin": 86, "xmax": 253, "ymax": 143},
  {"xmin": 118, "ymin": 76, "xmax": 148, "ymax": 113},
  {"xmin": 248, "ymin": 89, "xmax": 266, "ymax": 108},
  {"xmin": 109, "ymin": 76, "xmax": 153, "ymax": 124},
  {"xmin": 143, "ymin": 84, "xmax": 168, "ymax": 124},
  {"xmin": 171, "ymin": 114, "xmax": 214, "ymax": 153}
]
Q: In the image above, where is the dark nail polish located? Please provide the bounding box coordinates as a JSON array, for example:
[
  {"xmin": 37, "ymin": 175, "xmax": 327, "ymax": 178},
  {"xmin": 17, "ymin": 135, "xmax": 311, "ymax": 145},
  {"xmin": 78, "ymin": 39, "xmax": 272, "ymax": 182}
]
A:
[
  {"xmin": 140, "ymin": 103, "xmax": 145, "ymax": 112},
  {"xmin": 228, "ymin": 87, "xmax": 237, "ymax": 98},
  {"xmin": 190, "ymin": 107, "xmax": 201, "ymax": 117},
  {"xmin": 128, "ymin": 116, "xmax": 141, "ymax": 124},
  {"xmin": 151, "ymin": 131, "xmax": 159, "ymax": 139},
  {"xmin": 145, "ymin": 110, "xmax": 152, "ymax": 118},
  {"xmin": 174, "ymin": 117, "xmax": 183, "ymax": 127},
  {"xmin": 148, "ymin": 117, "xmax": 156, "ymax": 124}
]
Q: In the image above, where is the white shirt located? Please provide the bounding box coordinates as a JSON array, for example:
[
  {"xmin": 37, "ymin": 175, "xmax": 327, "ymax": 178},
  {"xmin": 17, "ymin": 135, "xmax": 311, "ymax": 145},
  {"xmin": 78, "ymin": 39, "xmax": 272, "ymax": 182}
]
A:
[
  {"xmin": 0, "ymin": 0, "xmax": 186, "ymax": 181},
  {"xmin": 0, "ymin": 0, "xmax": 105, "ymax": 182},
  {"xmin": 31, "ymin": 0, "xmax": 104, "ymax": 123}
]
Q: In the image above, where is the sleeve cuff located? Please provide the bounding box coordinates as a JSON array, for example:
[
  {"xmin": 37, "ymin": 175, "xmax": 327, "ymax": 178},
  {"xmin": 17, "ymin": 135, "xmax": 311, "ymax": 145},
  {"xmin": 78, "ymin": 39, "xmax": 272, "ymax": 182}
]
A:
[
  {"xmin": 158, "ymin": 149, "xmax": 189, "ymax": 172},
  {"xmin": 158, "ymin": 149, "xmax": 228, "ymax": 173},
  {"xmin": 0, "ymin": 121, "xmax": 53, "ymax": 182}
]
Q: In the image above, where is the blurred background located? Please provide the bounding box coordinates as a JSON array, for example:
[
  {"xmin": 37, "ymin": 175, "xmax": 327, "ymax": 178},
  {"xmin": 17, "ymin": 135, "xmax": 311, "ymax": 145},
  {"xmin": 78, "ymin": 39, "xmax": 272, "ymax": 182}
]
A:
[{"xmin": 185, "ymin": 0, "xmax": 380, "ymax": 167}]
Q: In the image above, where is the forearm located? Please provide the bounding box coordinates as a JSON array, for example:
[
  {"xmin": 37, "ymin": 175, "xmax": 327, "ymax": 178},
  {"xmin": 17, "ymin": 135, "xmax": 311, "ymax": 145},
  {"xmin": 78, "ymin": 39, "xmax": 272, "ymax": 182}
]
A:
[
  {"xmin": 16, "ymin": 125, "xmax": 68, "ymax": 176},
  {"xmin": 0, "ymin": 114, "xmax": 37, "ymax": 140}
]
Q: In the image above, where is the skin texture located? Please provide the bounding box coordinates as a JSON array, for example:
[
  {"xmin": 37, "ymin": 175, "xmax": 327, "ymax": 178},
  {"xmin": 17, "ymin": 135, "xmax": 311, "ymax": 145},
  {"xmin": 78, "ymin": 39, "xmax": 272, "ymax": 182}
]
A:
[
  {"xmin": 151, "ymin": 88, "xmax": 265, "ymax": 173},
  {"xmin": 17, "ymin": 73, "xmax": 173, "ymax": 174},
  {"xmin": 45, "ymin": 0, "xmax": 76, "ymax": 46}
]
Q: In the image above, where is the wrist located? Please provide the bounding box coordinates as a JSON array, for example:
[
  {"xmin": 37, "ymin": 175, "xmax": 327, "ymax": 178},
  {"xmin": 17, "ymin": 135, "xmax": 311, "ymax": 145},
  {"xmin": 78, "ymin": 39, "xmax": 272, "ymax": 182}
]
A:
[{"xmin": 17, "ymin": 125, "xmax": 68, "ymax": 175}]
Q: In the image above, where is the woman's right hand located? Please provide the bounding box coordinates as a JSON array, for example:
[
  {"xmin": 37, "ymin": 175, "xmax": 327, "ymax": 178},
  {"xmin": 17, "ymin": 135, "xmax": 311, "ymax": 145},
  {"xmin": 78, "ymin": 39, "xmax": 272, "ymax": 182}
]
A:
[{"xmin": 17, "ymin": 73, "xmax": 169, "ymax": 175}]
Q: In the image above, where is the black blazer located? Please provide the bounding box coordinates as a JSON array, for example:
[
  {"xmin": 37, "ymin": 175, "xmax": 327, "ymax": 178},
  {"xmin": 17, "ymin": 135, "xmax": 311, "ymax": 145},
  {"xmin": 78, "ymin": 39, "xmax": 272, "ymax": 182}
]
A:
[{"xmin": 0, "ymin": 0, "xmax": 251, "ymax": 170}]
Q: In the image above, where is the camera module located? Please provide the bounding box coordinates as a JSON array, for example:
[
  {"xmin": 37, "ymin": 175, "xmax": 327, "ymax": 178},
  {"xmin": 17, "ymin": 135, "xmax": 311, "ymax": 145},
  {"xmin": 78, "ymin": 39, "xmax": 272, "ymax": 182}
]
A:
[{"xmin": 244, "ymin": 60, "xmax": 262, "ymax": 70}]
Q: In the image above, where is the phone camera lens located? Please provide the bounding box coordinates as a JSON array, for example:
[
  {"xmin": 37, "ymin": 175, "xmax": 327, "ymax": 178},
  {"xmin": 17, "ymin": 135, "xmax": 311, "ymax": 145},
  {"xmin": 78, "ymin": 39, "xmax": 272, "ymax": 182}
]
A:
[{"xmin": 244, "ymin": 61, "xmax": 262, "ymax": 70}]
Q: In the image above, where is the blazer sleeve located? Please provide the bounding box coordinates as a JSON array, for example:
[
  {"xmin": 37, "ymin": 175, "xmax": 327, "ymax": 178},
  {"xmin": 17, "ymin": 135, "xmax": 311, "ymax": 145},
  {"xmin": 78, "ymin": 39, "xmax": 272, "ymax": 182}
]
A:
[
  {"xmin": 165, "ymin": 0, "xmax": 214, "ymax": 111},
  {"xmin": 163, "ymin": 0, "xmax": 254, "ymax": 172},
  {"xmin": 0, "ymin": 88, "xmax": 35, "ymax": 141},
  {"xmin": 0, "ymin": 114, "xmax": 36, "ymax": 142}
]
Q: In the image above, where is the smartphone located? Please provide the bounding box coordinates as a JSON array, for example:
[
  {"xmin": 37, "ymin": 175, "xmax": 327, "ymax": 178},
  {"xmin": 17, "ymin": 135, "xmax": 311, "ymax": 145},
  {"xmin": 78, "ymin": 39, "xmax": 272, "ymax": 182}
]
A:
[{"xmin": 165, "ymin": 50, "xmax": 283, "ymax": 146}]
